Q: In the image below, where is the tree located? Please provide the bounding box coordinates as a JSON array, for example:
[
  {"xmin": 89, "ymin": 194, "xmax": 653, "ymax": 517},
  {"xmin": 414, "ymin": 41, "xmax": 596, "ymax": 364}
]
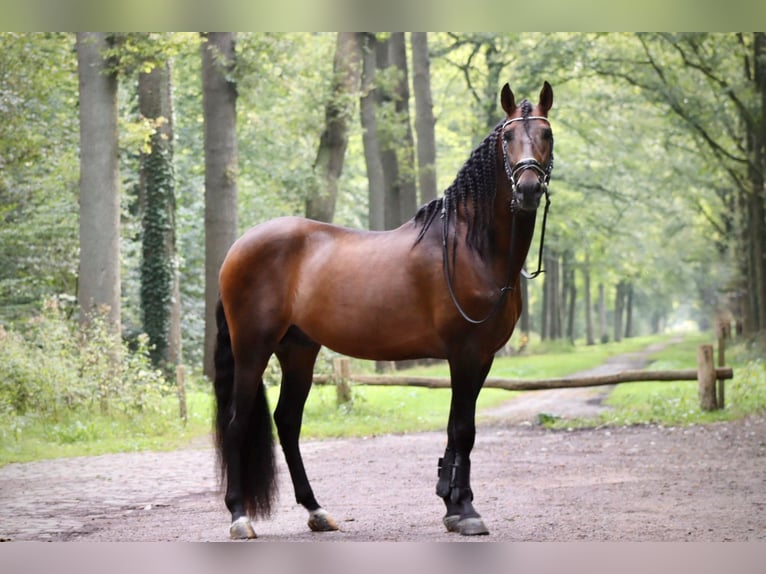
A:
[
  {"xmin": 359, "ymin": 32, "xmax": 386, "ymax": 231},
  {"xmin": 76, "ymin": 32, "xmax": 121, "ymax": 333},
  {"xmin": 138, "ymin": 58, "xmax": 181, "ymax": 376},
  {"xmin": 624, "ymin": 282, "xmax": 634, "ymax": 338},
  {"xmin": 201, "ymin": 32, "xmax": 238, "ymax": 380},
  {"xmin": 613, "ymin": 280, "xmax": 626, "ymax": 343},
  {"xmin": 563, "ymin": 251, "xmax": 577, "ymax": 344},
  {"xmin": 540, "ymin": 252, "xmax": 563, "ymax": 340},
  {"xmin": 583, "ymin": 255, "xmax": 596, "ymax": 345},
  {"xmin": 592, "ymin": 32, "xmax": 766, "ymax": 335},
  {"xmin": 379, "ymin": 33, "xmax": 418, "ymax": 228},
  {"xmin": 305, "ymin": 33, "xmax": 362, "ymax": 223},
  {"xmin": 0, "ymin": 33, "xmax": 79, "ymax": 321},
  {"xmin": 358, "ymin": 32, "xmax": 418, "ymax": 230},
  {"xmin": 432, "ymin": 33, "xmax": 518, "ymax": 134},
  {"xmin": 411, "ymin": 32, "xmax": 438, "ymax": 204}
]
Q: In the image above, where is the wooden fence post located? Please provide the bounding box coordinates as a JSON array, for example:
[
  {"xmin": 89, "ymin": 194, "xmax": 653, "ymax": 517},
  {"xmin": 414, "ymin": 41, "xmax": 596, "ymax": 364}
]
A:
[
  {"xmin": 333, "ymin": 357, "xmax": 352, "ymax": 406},
  {"xmin": 717, "ymin": 335, "xmax": 726, "ymax": 410},
  {"xmin": 697, "ymin": 344, "xmax": 718, "ymax": 411}
]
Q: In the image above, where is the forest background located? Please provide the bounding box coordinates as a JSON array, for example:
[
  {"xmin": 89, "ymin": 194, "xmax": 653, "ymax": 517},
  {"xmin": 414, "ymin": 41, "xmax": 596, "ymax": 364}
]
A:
[{"xmin": 1, "ymin": 33, "xmax": 765, "ymax": 449}]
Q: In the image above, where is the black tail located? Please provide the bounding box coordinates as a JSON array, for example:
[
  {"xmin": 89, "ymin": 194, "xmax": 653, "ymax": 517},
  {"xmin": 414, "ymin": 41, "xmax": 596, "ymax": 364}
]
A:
[{"xmin": 213, "ymin": 299, "xmax": 277, "ymax": 518}]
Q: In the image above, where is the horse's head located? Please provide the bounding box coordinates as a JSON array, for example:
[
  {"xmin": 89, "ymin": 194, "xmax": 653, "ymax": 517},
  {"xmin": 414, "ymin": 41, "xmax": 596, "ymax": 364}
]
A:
[{"xmin": 499, "ymin": 82, "xmax": 554, "ymax": 213}]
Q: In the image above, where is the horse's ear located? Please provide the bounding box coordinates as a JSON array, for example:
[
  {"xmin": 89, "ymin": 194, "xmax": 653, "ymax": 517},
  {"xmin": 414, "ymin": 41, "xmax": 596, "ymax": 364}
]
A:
[
  {"xmin": 538, "ymin": 81, "xmax": 553, "ymax": 115},
  {"xmin": 501, "ymin": 83, "xmax": 516, "ymax": 116}
]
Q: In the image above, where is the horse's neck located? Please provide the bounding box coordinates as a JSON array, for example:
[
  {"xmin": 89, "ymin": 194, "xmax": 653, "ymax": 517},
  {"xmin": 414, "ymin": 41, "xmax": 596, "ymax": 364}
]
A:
[{"xmin": 489, "ymin": 190, "xmax": 537, "ymax": 276}]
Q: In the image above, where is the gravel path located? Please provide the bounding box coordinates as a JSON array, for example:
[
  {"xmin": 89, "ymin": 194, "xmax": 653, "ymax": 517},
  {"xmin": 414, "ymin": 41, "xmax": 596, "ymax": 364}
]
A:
[
  {"xmin": 1, "ymin": 341, "xmax": 764, "ymax": 542},
  {"xmin": 483, "ymin": 340, "xmax": 676, "ymax": 424}
]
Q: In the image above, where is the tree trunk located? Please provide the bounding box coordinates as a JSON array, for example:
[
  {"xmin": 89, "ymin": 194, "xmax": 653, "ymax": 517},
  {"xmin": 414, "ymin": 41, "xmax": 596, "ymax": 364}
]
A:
[
  {"xmin": 305, "ymin": 32, "xmax": 362, "ymax": 222},
  {"xmin": 614, "ymin": 281, "xmax": 625, "ymax": 343},
  {"xmin": 540, "ymin": 274, "xmax": 549, "ymax": 341},
  {"xmin": 359, "ymin": 33, "xmax": 385, "ymax": 231},
  {"xmin": 520, "ymin": 275, "xmax": 530, "ymax": 334},
  {"xmin": 390, "ymin": 33, "xmax": 418, "ymax": 220},
  {"xmin": 541, "ymin": 252, "xmax": 561, "ymax": 340},
  {"xmin": 411, "ymin": 32, "xmax": 438, "ymax": 205},
  {"xmin": 584, "ymin": 256, "xmax": 595, "ymax": 345},
  {"xmin": 76, "ymin": 32, "xmax": 121, "ymax": 334},
  {"xmin": 201, "ymin": 32, "xmax": 239, "ymax": 380},
  {"xmin": 566, "ymin": 262, "xmax": 577, "ymax": 344},
  {"xmin": 624, "ymin": 282, "xmax": 634, "ymax": 338},
  {"xmin": 376, "ymin": 33, "xmax": 417, "ymax": 229},
  {"xmin": 598, "ymin": 282, "xmax": 607, "ymax": 343},
  {"xmin": 747, "ymin": 31, "xmax": 766, "ymax": 333},
  {"xmin": 551, "ymin": 254, "xmax": 562, "ymax": 339},
  {"xmin": 374, "ymin": 35, "xmax": 400, "ymax": 229},
  {"xmin": 540, "ymin": 254, "xmax": 552, "ymax": 340},
  {"xmin": 739, "ymin": 188, "xmax": 756, "ymax": 334},
  {"xmin": 138, "ymin": 60, "xmax": 180, "ymax": 377}
]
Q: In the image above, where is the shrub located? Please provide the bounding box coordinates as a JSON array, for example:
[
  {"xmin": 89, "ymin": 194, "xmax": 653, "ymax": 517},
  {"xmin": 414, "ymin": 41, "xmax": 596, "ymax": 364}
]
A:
[
  {"xmin": 0, "ymin": 299, "xmax": 167, "ymax": 420},
  {"xmin": 729, "ymin": 359, "xmax": 766, "ymax": 414}
]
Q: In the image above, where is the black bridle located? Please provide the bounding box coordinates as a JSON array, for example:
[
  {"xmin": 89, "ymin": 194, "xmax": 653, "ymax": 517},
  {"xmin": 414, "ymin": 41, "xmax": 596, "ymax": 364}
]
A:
[{"xmin": 442, "ymin": 116, "xmax": 553, "ymax": 325}]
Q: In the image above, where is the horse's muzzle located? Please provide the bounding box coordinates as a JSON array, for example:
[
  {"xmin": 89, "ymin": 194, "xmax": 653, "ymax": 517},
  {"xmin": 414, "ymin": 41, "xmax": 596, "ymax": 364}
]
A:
[
  {"xmin": 514, "ymin": 180, "xmax": 544, "ymax": 212},
  {"xmin": 507, "ymin": 157, "xmax": 549, "ymax": 213}
]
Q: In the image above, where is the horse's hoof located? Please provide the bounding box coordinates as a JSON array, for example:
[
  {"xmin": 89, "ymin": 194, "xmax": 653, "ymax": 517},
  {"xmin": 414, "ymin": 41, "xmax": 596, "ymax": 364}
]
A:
[
  {"xmin": 308, "ymin": 508, "xmax": 339, "ymax": 532},
  {"xmin": 457, "ymin": 517, "xmax": 489, "ymax": 536},
  {"xmin": 229, "ymin": 516, "xmax": 257, "ymax": 539},
  {"xmin": 443, "ymin": 514, "xmax": 461, "ymax": 533}
]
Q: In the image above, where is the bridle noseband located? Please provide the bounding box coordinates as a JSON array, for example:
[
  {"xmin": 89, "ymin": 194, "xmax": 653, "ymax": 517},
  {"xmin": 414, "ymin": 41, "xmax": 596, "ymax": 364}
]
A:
[{"xmin": 442, "ymin": 115, "xmax": 554, "ymax": 325}]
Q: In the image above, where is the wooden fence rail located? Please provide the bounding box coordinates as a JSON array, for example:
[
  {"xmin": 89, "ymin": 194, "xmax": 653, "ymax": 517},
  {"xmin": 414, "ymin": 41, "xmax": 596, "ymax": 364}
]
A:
[{"xmin": 313, "ymin": 343, "xmax": 732, "ymax": 412}]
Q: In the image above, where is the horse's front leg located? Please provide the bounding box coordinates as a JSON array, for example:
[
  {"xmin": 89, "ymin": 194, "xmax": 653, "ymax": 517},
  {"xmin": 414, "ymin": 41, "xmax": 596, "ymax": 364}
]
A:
[{"xmin": 437, "ymin": 354, "xmax": 493, "ymax": 536}]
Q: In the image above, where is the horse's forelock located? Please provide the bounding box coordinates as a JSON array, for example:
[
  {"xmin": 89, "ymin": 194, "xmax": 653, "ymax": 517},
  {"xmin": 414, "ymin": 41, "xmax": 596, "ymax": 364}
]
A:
[{"xmin": 519, "ymin": 99, "xmax": 533, "ymax": 119}]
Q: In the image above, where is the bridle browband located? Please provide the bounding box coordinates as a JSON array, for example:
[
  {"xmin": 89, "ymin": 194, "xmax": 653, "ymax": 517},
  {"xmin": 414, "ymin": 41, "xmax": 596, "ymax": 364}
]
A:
[{"xmin": 442, "ymin": 115, "xmax": 554, "ymax": 325}]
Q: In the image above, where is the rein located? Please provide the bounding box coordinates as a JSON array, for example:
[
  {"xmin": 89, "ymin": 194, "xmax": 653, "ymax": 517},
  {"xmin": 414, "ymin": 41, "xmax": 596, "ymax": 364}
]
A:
[{"xmin": 442, "ymin": 117, "xmax": 553, "ymax": 325}]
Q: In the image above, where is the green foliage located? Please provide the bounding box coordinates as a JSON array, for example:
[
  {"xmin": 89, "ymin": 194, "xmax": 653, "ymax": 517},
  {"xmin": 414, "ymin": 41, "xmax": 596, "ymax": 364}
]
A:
[
  {"xmin": 266, "ymin": 383, "xmax": 511, "ymax": 439},
  {"xmin": 546, "ymin": 335, "xmax": 766, "ymax": 429},
  {"xmin": 0, "ymin": 33, "xmax": 79, "ymax": 321},
  {"xmin": 399, "ymin": 334, "xmax": 672, "ymax": 379},
  {"xmin": 1, "ymin": 31, "xmax": 762, "ymax": 384},
  {"xmin": 0, "ymin": 391, "xmax": 211, "ymax": 465},
  {"xmin": 0, "ymin": 300, "xmax": 186, "ymax": 464},
  {"xmin": 140, "ymin": 127, "xmax": 176, "ymax": 371},
  {"xmin": 0, "ymin": 300, "xmax": 167, "ymax": 417}
]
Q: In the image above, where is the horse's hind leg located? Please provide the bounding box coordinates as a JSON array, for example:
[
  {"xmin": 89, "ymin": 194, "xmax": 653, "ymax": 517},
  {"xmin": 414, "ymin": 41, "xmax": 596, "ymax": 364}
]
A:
[
  {"xmin": 221, "ymin": 347, "xmax": 277, "ymax": 540},
  {"xmin": 274, "ymin": 328, "xmax": 338, "ymax": 532}
]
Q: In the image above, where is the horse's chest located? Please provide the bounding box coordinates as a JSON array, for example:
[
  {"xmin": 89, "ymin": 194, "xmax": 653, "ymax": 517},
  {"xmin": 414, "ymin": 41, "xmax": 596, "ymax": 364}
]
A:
[{"xmin": 484, "ymin": 300, "xmax": 522, "ymax": 352}]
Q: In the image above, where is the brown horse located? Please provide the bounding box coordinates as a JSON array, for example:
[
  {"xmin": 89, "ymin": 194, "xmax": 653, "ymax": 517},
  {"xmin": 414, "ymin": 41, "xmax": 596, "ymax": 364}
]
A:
[{"xmin": 214, "ymin": 82, "xmax": 554, "ymax": 539}]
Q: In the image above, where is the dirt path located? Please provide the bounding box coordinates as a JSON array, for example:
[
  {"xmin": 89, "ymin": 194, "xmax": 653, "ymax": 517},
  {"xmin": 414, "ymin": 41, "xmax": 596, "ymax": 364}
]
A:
[
  {"xmin": 1, "ymin": 342, "xmax": 765, "ymax": 542},
  {"xmin": 483, "ymin": 340, "xmax": 677, "ymax": 424}
]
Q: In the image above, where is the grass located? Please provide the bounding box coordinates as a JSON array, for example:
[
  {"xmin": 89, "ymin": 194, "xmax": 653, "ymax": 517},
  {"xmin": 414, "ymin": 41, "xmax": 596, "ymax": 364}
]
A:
[
  {"xmin": 3, "ymin": 331, "xmax": 763, "ymax": 466},
  {"xmin": 0, "ymin": 391, "xmax": 214, "ymax": 465},
  {"xmin": 291, "ymin": 333, "xmax": 682, "ymax": 438},
  {"xmin": 398, "ymin": 333, "xmax": 676, "ymax": 379},
  {"xmin": 546, "ymin": 332, "xmax": 766, "ymax": 429},
  {"xmin": 275, "ymin": 384, "xmax": 511, "ymax": 439}
]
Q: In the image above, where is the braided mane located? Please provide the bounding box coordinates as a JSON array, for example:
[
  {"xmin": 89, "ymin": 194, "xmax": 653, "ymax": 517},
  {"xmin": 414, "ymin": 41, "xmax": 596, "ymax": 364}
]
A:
[
  {"xmin": 413, "ymin": 120, "xmax": 504, "ymax": 254},
  {"xmin": 413, "ymin": 100, "xmax": 536, "ymax": 254}
]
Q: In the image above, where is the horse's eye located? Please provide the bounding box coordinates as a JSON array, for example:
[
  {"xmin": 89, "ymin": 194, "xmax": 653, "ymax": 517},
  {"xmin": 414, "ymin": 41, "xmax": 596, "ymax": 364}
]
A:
[
  {"xmin": 503, "ymin": 131, "xmax": 514, "ymax": 143},
  {"xmin": 541, "ymin": 128, "xmax": 553, "ymax": 141}
]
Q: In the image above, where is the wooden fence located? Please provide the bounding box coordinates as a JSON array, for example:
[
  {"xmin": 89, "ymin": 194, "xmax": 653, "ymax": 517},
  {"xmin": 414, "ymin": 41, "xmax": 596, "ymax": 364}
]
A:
[{"xmin": 313, "ymin": 343, "xmax": 733, "ymax": 412}]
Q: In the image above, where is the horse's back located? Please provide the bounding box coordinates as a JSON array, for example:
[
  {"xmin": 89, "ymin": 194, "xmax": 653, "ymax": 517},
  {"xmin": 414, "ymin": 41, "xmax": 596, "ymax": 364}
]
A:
[{"xmin": 219, "ymin": 216, "xmax": 447, "ymax": 360}]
